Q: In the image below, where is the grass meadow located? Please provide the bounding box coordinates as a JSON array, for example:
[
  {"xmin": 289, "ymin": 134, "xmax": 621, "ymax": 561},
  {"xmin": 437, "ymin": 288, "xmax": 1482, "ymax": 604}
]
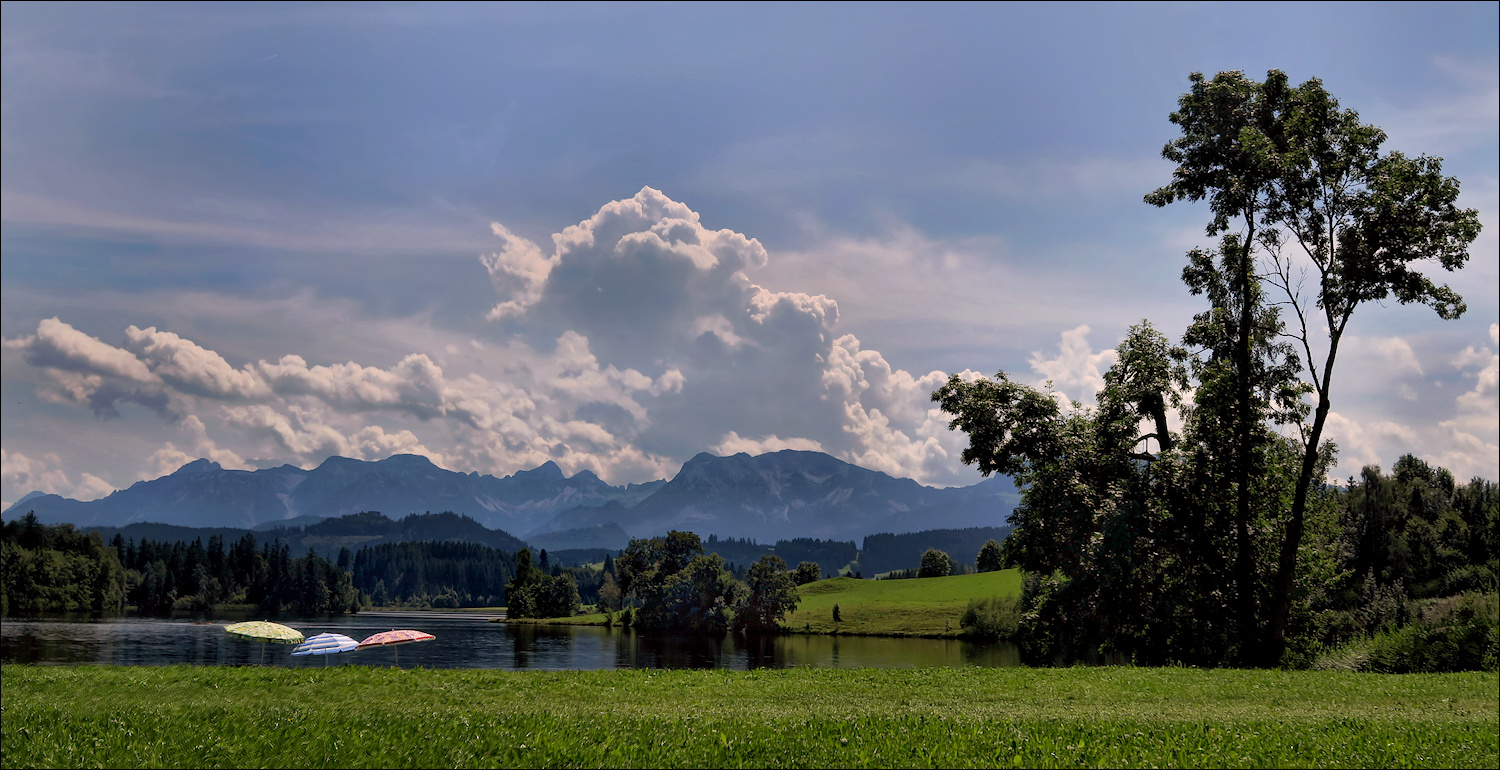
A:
[
  {"xmin": 787, "ymin": 571, "xmax": 1023, "ymax": 635},
  {"xmin": 2, "ymin": 664, "xmax": 1494, "ymax": 768}
]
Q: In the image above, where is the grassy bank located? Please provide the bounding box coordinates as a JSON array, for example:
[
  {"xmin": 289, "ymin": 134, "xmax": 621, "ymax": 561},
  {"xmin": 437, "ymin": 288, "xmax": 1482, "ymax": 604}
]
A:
[
  {"xmin": 2, "ymin": 665, "xmax": 1494, "ymax": 768},
  {"xmin": 786, "ymin": 571, "xmax": 1022, "ymax": 636},
  {"xmin": 514, "ymin": 570, "xmax": 1025, "ymax": 635},
  {"xmin": 365, "ymin": 606, "xmax": 507, "ymax": 615}
]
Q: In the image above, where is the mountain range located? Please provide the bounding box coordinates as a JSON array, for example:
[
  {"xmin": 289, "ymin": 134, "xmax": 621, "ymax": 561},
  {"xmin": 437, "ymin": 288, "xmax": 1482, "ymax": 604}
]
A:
[{"xmin": 3, "ymin": 450, "xmax": 1017, "ymax": 545}]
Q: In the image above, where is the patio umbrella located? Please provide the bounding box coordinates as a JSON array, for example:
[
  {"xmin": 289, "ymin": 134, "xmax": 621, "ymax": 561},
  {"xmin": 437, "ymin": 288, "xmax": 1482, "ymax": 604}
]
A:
[
  {"xmin": 356, "ymin": 629, "xmax": 435, "ymax": 666},
  {"xmin": 292, "ymin": 632, "xmax": 359, "ymax": 666},
  {"xmin": 224, "ymin": 621, "xmax": 305, "ymax": 665}
]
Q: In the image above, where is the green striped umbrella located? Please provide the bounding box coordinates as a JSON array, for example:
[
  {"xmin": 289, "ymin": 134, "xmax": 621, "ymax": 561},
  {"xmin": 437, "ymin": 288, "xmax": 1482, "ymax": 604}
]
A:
[{"xmin": 224, "ymin": 621, "xmax": 305, "ymax": 665}]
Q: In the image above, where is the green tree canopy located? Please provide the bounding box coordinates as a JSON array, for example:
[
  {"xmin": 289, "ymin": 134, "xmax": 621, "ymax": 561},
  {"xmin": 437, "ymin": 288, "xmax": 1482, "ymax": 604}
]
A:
[
  {"xmin": 975, "ymin": 539, "xmax": 1003, "ymax": 573},
  {"xmin": 737, "ymin": 555, "xmax": 800, "ymax": 632},
  {"xmin": 790, "ymin": 561, "xmax": 822, "ymax": 586},
  {"xmin": 1, "ymin": 513, "xmax": 125, "ymax": 617},
  {"xmin": 618, "ymin": 531, "xmax": 743, "ymax": 633},
  {"xmin": 933, "ymin": 69, "xmax": 1482, "ymax": 669},
  {"xmin": 918, "ymin": 549, "xmax": 955, "ymax": 579},
  {"xmin": 1148, "ymin": 69, "xmax": 1480, "ymax": 664}
]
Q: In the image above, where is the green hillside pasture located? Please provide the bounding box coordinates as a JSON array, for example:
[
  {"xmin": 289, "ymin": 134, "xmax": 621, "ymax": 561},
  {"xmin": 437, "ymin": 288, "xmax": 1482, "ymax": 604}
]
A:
[
  {"xmin": 2, "ymin": 665, "xmax": 1494, "ymax": 769},
  {"xmin": 787, "ymin": 571, "xmax": 1023, "ymax": 636}
]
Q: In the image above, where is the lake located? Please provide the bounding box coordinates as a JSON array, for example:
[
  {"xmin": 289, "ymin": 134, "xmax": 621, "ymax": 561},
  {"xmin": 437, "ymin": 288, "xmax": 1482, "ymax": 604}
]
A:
[{"xmin": 1, "ymin": 613, "xmax": 1021, "ymax": 670}]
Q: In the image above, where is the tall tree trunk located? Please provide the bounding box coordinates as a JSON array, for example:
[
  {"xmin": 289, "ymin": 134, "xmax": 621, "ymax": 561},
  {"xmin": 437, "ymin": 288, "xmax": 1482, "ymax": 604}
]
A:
[
  {"xmin": 1233, "ymin": 227, "xmax": 1259, "ymax": 666},
  {"xmin": 1264, "ymin": 328, "xmax": 1342, "ymax": 665}
]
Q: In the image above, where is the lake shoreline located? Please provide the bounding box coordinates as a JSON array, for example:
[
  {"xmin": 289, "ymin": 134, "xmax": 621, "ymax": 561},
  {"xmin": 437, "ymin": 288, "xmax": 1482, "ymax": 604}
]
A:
[
  {"xmin": 504, "ymin": 615, "xmax": 975, "ymax": 640},
  {"xmin": 2, "ymin": 614, "xmax": 1022, "ymax": 669}
]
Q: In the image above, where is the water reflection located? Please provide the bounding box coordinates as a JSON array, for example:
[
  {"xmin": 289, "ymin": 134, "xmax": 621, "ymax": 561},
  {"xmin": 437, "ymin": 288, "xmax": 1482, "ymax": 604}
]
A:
[{"xmin": 3, "ymin": 616, "xmax": 1020, "ymax": 671}]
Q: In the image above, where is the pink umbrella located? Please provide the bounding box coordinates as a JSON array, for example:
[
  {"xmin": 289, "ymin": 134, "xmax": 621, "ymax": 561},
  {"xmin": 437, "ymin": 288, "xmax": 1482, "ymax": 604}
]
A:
[{"xmin": 356, "ymin": 629, "xmax": 435, "ymax": 666}]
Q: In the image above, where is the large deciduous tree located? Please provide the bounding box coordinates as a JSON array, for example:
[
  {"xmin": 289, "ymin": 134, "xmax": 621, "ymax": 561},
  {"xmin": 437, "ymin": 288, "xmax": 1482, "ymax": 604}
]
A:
[
  {"xmin": 618, "ymin": 531, "xmax": 744, "ymax": 633},
  {"xmin": 1149, "ymin": 70, "xmax": 1480, "ymax": 664},
  {"xmin": 975, "ymin": 539, "xmax": 1004, "ymax": 573},
  {"xmin": 1144, "ymin": 70, "xmax": 1302, "ymax": 662},
  {"xmin": 937, "ymin": 69, "xmax": 1479, "ymax": 668},
  {"xmin": 936, "ymin": 323, "xmax": 1231, "ymax": 664},
  {"xmin": 737, "ymin": 555, "xmax": 801, "ymax": 632}
]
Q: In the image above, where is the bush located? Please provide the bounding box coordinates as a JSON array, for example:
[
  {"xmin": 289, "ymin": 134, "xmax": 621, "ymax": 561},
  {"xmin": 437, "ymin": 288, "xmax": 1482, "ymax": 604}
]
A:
[
  {"xmin": 960, "ymin": 595, "xmax": 1021, "ymax": 640},
  {"xmin": 919, "ymin": 549, "xmax": 955, "ymax": 579},
  {"xmin": 976, "ymin": 539, "xmax": 1004, "ymax": 573},
  {"xmin": 790, "ymin": 561, "xmax": 822, "ymax": 586},
  {"xmin": 1314, "ymin": 591, "xmax": 1498, "ymax": 672}
]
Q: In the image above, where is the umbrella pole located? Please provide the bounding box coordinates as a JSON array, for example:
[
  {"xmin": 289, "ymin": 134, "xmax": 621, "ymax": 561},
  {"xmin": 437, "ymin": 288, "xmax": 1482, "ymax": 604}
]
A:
[
  {"xmin": 260, "ymin": 642, "xmax": 266, "ymax": 666},
  {"xmin": 394, "ymin": 646, "xmax": 398, "ymax": 667}
]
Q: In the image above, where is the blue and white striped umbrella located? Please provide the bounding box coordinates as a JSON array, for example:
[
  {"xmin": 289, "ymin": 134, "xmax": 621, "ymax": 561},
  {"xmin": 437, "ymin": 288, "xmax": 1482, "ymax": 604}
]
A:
[{"xmin": 291, "ymin": 632, "xmax": 359, "ymax": 664}]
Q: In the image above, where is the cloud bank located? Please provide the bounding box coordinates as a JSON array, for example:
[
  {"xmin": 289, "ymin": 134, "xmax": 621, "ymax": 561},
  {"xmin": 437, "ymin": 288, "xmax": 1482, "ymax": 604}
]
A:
[
  {"xmin": 3, "ymin": 188, "xmax": 984, "ymax": 498},
  {"xmin": 4, "ymin": 188, "xmax": 1493, "ymax": 506}
]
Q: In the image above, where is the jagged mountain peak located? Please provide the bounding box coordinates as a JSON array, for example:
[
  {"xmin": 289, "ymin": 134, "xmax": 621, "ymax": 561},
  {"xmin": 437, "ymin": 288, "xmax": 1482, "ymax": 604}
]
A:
[
  {"xmin": 541, "ymin": 448, "xmax": 1017, "ymax": 543},
  {"xmin": 12, "ymin": 490, "xmax": 49, "ymax": 507},
  {"xmin": 171, "ymin": 458, "xmax": 223, "ymax": 476},
  {"xmin": 512, "ymin": 460, "xmax": 565, "ymax": 481}
]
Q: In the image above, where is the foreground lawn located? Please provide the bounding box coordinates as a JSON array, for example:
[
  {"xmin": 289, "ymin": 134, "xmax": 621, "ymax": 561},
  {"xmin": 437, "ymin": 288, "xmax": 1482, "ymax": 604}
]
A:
[{"xmin": 1, "ymin": 665, "xmax": 1494, "ymax": 768}]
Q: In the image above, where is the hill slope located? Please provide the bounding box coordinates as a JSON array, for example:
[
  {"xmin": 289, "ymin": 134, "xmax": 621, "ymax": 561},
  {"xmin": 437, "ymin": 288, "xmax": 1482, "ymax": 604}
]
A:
[{"xmin": 785, "ymin": 570, "xmax": 1023, "ymax": 636}]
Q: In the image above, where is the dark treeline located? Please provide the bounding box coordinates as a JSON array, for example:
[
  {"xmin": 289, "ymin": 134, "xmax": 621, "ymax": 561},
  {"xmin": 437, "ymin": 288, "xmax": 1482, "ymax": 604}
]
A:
[
  {"xmin": 3, "ymin": 510, "xmax": 682, "ymax": 618},
  {"xmin": 351, "ymin": 541, "xmax": 605, "ymax": 610},
  {"xmin": 1, "ymin": 513, "xmax": 125, "ymax": 616},
  {"xmin": 353, "ymin": 540, "xmax": 514, "ymax": 608},
  {"xmin": 1303, "ymin": 459, "xmax": 1497, "ymax": 653},
  {"xmin": 860, "ymin": 527, "xmax": 1013, "ymax": 576},
  {"xmin": 702, "ymin": 534, "xmax": 857, "ymax": 578},
  {"xmin": 267, "ymin": 511, "xmax": 529, "ymax": 552},
  {"xmin": 115, "ymin": 530, "xmax": 358, "ymax": 616},
  {"xmin": 83, "ymin": 511, "xmax": 531, "ymax": 571},
  {"xmin": 1, "ymin": 512, "xmax": 359, "ymax": 617}
]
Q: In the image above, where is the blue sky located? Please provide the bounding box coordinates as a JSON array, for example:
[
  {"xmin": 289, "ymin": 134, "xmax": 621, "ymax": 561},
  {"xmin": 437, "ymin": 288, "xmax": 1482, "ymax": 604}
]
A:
[{"xmin": 3, "ymin": 2, "xmax": 1496, "ymax": 507}]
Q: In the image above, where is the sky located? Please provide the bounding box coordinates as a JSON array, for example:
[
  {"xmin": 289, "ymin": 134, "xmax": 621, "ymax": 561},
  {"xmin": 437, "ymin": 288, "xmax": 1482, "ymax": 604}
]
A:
[{"xmin": 2, "ymin": 1, "xmax": 1496, "ymax": 509}]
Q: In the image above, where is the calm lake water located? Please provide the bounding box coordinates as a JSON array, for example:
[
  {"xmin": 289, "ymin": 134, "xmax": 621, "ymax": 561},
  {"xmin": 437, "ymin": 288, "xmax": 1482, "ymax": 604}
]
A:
[{"xmin": 2, "ymin": 613, "xmax": 1021, "ymax": 670}]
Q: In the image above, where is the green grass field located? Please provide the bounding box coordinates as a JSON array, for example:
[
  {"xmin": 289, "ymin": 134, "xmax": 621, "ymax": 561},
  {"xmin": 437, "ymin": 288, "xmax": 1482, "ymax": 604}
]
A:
[
  {"xmin": 1, "ymin": 665, "xmax": 1493, "ymax": 768},
  {"xmin": 518, "ymin": 570, "xmax": 1024, "ymax": 635},
  {"xmin": 787, "ymin": 571, "xmax": 1022, "ymax": 636}
]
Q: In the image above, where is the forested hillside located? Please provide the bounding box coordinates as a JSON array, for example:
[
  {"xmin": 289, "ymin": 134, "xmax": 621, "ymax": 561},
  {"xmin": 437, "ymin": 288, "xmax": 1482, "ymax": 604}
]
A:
[
  {"xmin": 702, "ymin": 535, "xmax": 858, "ymax": 578},
  {"xmin": 859, "ymin": 527, "xmax": 1014, "ymax": 576}
]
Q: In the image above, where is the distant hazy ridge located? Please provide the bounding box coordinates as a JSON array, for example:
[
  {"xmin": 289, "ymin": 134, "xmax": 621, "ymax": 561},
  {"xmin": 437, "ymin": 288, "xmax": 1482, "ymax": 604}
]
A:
[{"xmin": 3, "ymin": 450, "xmax": 1017, "ymax": 547}]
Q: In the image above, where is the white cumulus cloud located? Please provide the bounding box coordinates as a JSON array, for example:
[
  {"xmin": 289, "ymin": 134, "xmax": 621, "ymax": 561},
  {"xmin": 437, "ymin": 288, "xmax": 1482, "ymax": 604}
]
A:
[
  {"xmin": 713, "ymin": 432, "xmax": 825, "ymax": 456},
  {"xmin": 1, "ymin": 449, "xmax": 117, "ymax": 505},
  {"xmin": 1028, "ymin": 324, "xmax": 1117, "ymax": 409}
]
